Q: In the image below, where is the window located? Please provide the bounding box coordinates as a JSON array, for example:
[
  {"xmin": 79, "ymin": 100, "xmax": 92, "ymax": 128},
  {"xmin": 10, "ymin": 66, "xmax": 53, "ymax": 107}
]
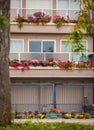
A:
[
  {"xmin": 26, "ymin": 0, "xmax": 51, "ymax": 9},
  {"xmin": 10, "ymin": 39, "xmax": 24, "ymax": 53},
  {"xmin": 60, "ymin": 41, "xmax": 87, "ymax": 52},
  {"xmin": 57, "ymin": 0, "xmax": 80, "ymax": 10},
  {"xmin": 11, "ymin": 0, "xmax": 21, "ymax": 8},
  {"xmin": 57, "ymin": 0, "xmax": 81, "ymax": 19},
  {"xmin": 29, "ymin": 40, "xmax": 55, "ymax": 52},
  {"xmin": 60, "ymin": 40, "xmax": 87, "ymax": 61}
]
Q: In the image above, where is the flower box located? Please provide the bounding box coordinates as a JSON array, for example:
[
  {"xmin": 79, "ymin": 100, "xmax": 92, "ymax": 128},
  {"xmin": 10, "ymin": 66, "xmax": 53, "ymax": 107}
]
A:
[{"xmin": 48, "ymin": 112, "xmax": 57, "ymax": 119}]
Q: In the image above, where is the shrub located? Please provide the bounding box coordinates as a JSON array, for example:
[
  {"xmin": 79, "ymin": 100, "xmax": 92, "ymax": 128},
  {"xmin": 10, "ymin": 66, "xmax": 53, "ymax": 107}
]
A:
[{"xmin": 0, "ymin": 122, "xmax": 94, "ymax": 130}]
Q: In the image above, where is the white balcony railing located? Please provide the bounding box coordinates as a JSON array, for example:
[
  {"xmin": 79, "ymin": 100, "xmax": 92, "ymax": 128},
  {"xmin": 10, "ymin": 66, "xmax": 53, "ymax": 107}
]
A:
[
  {"xmin": 9, "ymin": 52, "xmax": 94, "ymax": 62},
  {"xmin": 10, "ymin": 8, "xmax": 79, "ymax": 21}
]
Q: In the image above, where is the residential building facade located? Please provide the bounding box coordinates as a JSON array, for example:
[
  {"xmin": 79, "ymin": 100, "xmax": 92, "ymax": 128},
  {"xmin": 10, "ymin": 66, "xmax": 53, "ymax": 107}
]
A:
[{"xmin": 10, "ymin": 0, "xmax": 94, "ymax": 113}]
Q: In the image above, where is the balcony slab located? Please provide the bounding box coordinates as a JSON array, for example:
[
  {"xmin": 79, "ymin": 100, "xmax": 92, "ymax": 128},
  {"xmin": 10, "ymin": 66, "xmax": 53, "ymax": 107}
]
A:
[
  {"xmin": 10, "ymin": 67, "xmax": 94, "ymax": 78},
  {"xmin": 10, "ymin": 22, "xmax": 75, "ymax": 34}
]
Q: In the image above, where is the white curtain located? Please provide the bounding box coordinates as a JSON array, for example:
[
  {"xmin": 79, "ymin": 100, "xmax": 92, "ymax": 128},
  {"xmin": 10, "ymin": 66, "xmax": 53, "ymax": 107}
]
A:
[
  {"xmin": 10, "ymin": 39, "xmax": 24, "ymax": 53},
  {"xmin": 57, "ymin": 0, "xmax": 80, "ymax": 10},
  {"xmin": 70, "ymin": 0, "xmax": 80, "ymax": 10},
  {"xmin": 26, "ymin": 0, "xmax": 51, "ymax": 9},
  {"xmin": 57, "ymin": 0, "xmax": 69, "ymax": 10},
  {"xmin": 11, "ymin": 0, "xmax": 21, "ymax": 8}
]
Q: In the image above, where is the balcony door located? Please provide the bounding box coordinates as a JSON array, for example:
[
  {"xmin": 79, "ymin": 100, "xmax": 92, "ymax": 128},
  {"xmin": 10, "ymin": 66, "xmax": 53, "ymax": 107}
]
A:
[
  {"xmin": 60, "ymin": 40, "xmax": 87, "ymax": 62},
  {"xmin": 57, "ymin": 0, "xmax": 81, "ymax": 19}
]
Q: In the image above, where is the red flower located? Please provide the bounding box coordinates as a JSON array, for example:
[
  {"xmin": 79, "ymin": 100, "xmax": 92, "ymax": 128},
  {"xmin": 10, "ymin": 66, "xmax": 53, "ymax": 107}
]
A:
[{"xmin": 50, "ymin": 108, "xmax": 60, "ymax": 113}]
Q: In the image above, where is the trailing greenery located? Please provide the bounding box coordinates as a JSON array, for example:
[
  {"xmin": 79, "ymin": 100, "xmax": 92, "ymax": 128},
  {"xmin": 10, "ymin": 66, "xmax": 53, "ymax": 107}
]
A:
[
  {"xmin": 0, "ymin": 121, "xmax": 94, "ymax": 130},
  {"xmin": 68, "ymin": 0, "xmax": 94, "ymax": 52},
  {"xmin": 68, "ymin": 29, "xmax": 85, "ymax": 52},
  {"xmin": 0, "ymin": 15, "xmax": 10, "ymax": 29}
]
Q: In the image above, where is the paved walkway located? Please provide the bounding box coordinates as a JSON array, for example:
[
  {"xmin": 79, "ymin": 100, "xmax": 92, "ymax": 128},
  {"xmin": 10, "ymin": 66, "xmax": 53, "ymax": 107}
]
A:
[{"xmin": 13, "ymin": 118, "xmax": 94, "ymax": 125}]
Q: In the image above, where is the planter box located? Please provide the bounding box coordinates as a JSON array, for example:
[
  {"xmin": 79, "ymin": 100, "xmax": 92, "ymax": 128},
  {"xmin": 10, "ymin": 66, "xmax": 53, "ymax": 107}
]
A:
[
  {"xmin": 47, "ymin": 112, "xmax": 57, "ymax": 119},
  {"xmin": 10, "ymin": 67, "xmax": 94, "ymax": 78}
]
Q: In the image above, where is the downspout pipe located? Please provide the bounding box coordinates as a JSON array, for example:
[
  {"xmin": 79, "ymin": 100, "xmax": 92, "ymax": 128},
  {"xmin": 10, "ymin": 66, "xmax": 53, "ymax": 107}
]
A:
[{"xmin": 52, "ymin": 83, "xmax": 56, "ymax": 108}]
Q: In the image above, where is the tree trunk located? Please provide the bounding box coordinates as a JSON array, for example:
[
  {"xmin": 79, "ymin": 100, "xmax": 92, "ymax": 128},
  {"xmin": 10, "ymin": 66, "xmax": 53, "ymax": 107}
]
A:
[{"xmin": 0, "ymin": 0, "xmax": 11, "ymax": 125}]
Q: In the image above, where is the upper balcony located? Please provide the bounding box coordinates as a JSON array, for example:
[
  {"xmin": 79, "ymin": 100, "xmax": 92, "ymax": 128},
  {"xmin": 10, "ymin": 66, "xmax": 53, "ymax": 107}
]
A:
[
  {"xmin": 10, "ymin": 8, "xmax": 78, "ymax": 34},
  {"xmin": 10, "ymin": 8, "xmax": 79, "ymax": 21},
  {"xmin": 9, "ymin": 52, "xmax": 94, "ymax": 78}
]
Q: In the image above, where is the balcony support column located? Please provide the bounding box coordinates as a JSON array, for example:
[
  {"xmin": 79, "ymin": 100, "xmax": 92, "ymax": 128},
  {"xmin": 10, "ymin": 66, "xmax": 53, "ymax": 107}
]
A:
[{"xmin": 52, "ymin": 83, "xmax": 56, "ymax": 108}]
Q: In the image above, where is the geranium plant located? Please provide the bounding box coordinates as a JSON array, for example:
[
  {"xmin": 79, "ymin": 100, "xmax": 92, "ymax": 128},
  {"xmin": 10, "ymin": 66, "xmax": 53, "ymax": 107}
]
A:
[
  {"xmin": 15, "ymin": 14, "xmax": 28, "ymax": 28},
  {"xmin": 57, "ymin": 60, "xmax": 76, "ymax": 70},
  {"xmin": 30, "ymin": 59, "xmax": 40, "ymax": 66},
  {"xmin": 53, "ymin": 15, "xmax": 69, "ymax": 28},
  {"xmin": 33, "ymin": 15, "xmax": 51, "ymax": 25},
  {"xmin": 50, "ymin": 108, "xmax": 60, "ymax": 113},
  {"xmin": 76, "ymin": 61, "xmax": 93, "ymax": 69},
  {"xmin": 9, "ymin": 59, "xmax": 94, "ymax": 71}
]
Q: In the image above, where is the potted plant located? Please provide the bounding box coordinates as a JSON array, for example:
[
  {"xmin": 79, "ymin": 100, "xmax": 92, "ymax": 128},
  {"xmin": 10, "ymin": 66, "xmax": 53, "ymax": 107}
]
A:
[
  {"xmin": 27, "ymin": 111, "xmax": 34, "ymax": 119},
  {"xmin": 64, "ymin": 113, "xmax": 72, "ymax": 119},
  {"xmin": 75, "ymin": 113, "xmax": 84, "ymax": 119},
  {"xmin": 48, "ymin": 108, "xmax": 60, "ymax": 119},
  {"xmin": 37, "ymin": 113, "xmax": 46, "ymax": 119}
]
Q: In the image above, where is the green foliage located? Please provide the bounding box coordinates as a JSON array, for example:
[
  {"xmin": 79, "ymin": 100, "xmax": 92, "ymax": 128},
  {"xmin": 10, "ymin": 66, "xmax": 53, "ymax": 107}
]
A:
[
  {"xmin": 87, "ymin": 23, "xmax": 94, "ymax": 36},
  {"xmin": 15, "ymin": 14, "xmax": 28, "ymax": 29},
  {"xmin": 68, "ymin": 30, "xmax": 85, "ymax": 52},
  {"xmin": 0, "ymin": 15, "xmax": 10, "ymax": 29},
  {"xmin": 68, "ymin": 0, "xmax": 94, "ymax": 51},
  {"xmin": 53, "ymin": 16, "xmax": 69, "ymax": 28},
  {"xmin": 0, "ymin": 122, "xmax": 94, "ymax": 130}
]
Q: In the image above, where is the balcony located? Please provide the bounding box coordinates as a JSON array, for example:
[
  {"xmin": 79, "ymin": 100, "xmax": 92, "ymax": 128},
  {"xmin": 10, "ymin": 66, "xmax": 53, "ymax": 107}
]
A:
[
  {"xmin": 10, "ymin": 8, "xmax": 79, "ymax": 34},
  {"xmin": 10, "ymin": 8, "xmax": 79, "ymax": 21},
  {"xmin": 9, "ymin": 52, "xmax": 94, "ymax": 78}
]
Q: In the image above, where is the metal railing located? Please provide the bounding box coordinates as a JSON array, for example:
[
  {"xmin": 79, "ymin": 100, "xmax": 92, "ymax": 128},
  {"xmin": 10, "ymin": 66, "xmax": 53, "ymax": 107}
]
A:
[
  {"xmin": 10, "ymin": 8, "xmax": 80, "ymax": 21},
  {"xmin": 11, "ymin": 103, "xmax": 82, "ymax": 112},
  {"xmin": 9, "ymin": 52, "xmax": 94, "ymax": 62}
]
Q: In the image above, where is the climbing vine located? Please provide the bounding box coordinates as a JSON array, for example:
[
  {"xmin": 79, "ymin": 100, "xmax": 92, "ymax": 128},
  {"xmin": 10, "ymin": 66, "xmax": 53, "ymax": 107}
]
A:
[{"xmin": 68, "ymin": 0, "xmax": 94, "ymax": 52}]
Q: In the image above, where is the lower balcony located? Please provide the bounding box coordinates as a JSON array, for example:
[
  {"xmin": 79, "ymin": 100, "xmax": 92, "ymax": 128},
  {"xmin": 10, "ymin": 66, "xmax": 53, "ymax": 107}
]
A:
[{"xmin": 9, "ymin": 52, "xmax": 94, "ymax": 78}]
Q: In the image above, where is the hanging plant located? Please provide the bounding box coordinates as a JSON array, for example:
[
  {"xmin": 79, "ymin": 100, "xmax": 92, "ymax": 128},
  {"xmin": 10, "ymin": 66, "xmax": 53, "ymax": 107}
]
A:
[
  {"xmin": 15, "ymin": 14, "xmax": 28, "ymax": 29},
  {"xmin": 53, "ymin": 15, "xmax": 69, "ymax": 28},
  {"xmin": 0, "ymin": 14, "xmax": 10, "ymax": 29}
]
